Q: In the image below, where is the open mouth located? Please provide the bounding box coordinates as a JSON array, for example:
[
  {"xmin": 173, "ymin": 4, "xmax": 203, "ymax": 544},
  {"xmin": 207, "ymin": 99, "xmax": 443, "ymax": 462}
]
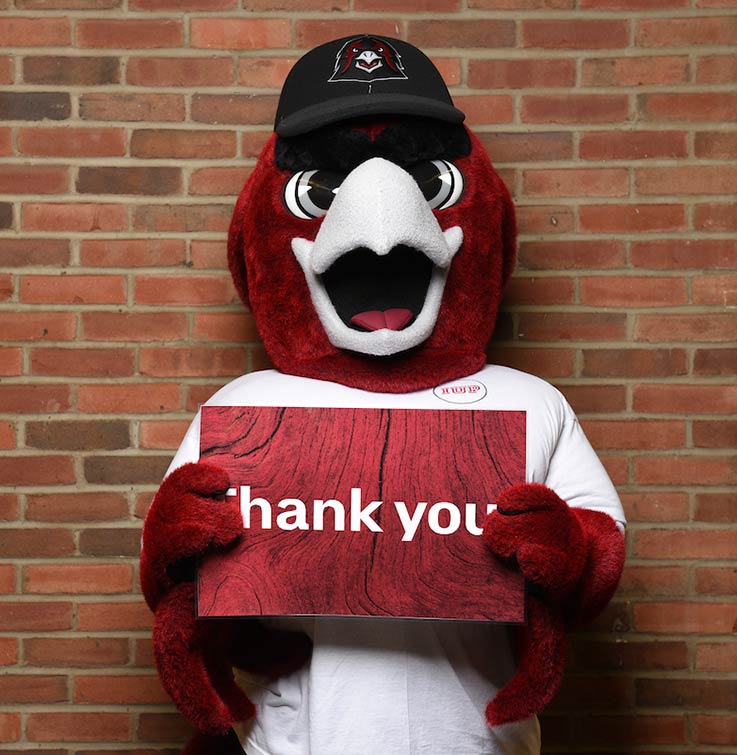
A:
[{"xmin": 321, "ymin": 245, "xmax": 433, "ymax": 332}]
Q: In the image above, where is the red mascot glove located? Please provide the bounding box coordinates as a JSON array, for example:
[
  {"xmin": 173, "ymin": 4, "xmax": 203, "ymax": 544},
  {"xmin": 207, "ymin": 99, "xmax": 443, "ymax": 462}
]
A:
[
  {"xmin": 482, "ymin": 482, "xmax": 625, "ymax": 726},
  {"xmin": 141, "ymin": 462, "xmax": 251, "ymax": 737}
]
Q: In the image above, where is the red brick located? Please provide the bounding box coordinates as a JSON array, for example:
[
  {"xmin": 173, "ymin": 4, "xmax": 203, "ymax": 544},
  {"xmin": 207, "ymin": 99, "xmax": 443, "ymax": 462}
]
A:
[
  {"xmin": 695, "ymin": 492, "xmax": 737, "ymax": 522},
  {"xmin": 518, "ymin": 240, "xmax": 624, "ymax": 270},
  {"xmin": 237, "ymin": 0, "xmax": 346, "ymax": 7},
  {"xmin": 0, "ymin": 127, "xmax": 11, "ymax": 155},
  {"xmin": 452, "ymin": 95, "xmax": 514, "ymax": 125},
  {"xmin": 0, "ymin": 384, "xmax": 70, "ymax": 413},
  {"xmin": 0, "ymin": 348, "xmax": 21, "ymax": 377},
  {"xmin": 190, "ymin": 166, "xmax": 252, "ymax": 196},
  {"xmin": 696, "ymin": 643, "xmax": 737, "ymax": 672},
  {"xmin": 581, "ymin": 0, "xmax": 688, "ymax": 6},
  {"xmin": 695, "ymin": 130, "xmax": 737, "ymax": 159},
  {"xmin": 618, "ymin": 565, "xmax": 688, "ymax": 596},
  {"xmin": 81, "ymin": 311, "xmax": 187, "ymax": 342},
  {"xmin": 239, "ymin": 56, "xmax": 297, "ymax": 88},
  {"xmin": 582, "ymin": 55, "xmax": 689, "ymax": 87},
  {"xmin": 635, "ymin": 455, "xmax": 737, "ymax": 485},
  {"xmin": 0, "ymin": 494, "xmax": 20, "ymax": 521},
  {"xmin": 0, "ymin": 92, "xmax": 70, "ymax": 121},
  {"xmin": 522, "ymin": 19, "xmax": 628, "ymax": 49},
  {"xmin": 640, "ymin": 92, "xmax": 737, "ymax": 122},
  {"xmin": 693, "ymin": 715, "xmax": 737, "ymax": 745},
  {"xmin": 693, "ymin": 274, "xmax": 737, "ymax": 305},
  {"xmin": 693, "ymin": 420, "xmax": 737, "ymax": 448},
  {"xmin": 356, "ymin": 0, "xmax": 458, "ymax": 7},
  {"xmin": 636, "ymin": 529, "xmax": 737, "ymax": 559},
  {"xmin": 0, "ymin": 675, "xmax": 67, "ymax": 704},
  {"xmin": 127, "ymin": 55, "xmax": 233, "ymax": 86},
  {"xmin": 0, "ymin": 165, "xmax": 68, "ymax": 194},
  {"xmin": 140, "ymin": 346, "xmax": 247, "ymax": 377},
  {"xmin": 0, "ymin": 455, "xmax": 74, "ymax": 485},
  {"xmin": 579, "ymin": 204, "xmax": 685, "ymax": 233},
  {"xmin": 132, "ymin": 202, "xmax": 232, "ymax": 232},
  {"xmin": 134, "ymin": 637, "xmax": 154, "ymax": 666},
  {"xmin": 191, "ymin": 312, "xmax": 259, "ymax": 343},
  {"xmin": 23, "ymin": 54, "xmax": 119, "ymax": 85},
  {"xmin": 494, "ymin": 348, "xmax": 576, "ymax": 378},
  {"xmin": 18, "ymin": 126, "xmax": 126, "ymax": 157},
  {"xmin": 26, "ymin": 419, "xmax": 130, "ymax": 451},
  {"xmin": 191, "ymin": 93, "xmax": 277, "ymax": 126},
  {"xmin": 697, "ymin": 54, "xmax": 737, "ymax": 83},
  {"xmin": 0, "ymin": 58, "xmax": 12, "ymax": 86},
  {"xmin": 80, "ymin": 92, "xmax": 185, "ymax": 121},
  {"xmin": 140, "ymin": 420, "xmax": 190, "ymax": 449},
  {"xmin": 135, "ymin": 274, "xmax": 236, "ymax": 305},
  {"xmin": 581, "ymin": 129, "xmax": 688, "ymax": 160},
  {"xmin": 696, "ymin": 566, "xmax": 737, "ymax": 595},
  {"xmin": 77, "ymin": 19, "xmax": 183, "ymax": 48},
  {"xmin": 241, "ymin": 130, "xmax": 271, "ymax": 158},
  {"xmin": 557, "ymin": 384, "xmax": 627, "ymax": 415},
  {"xmin": 77, "ymin": 165, "xmax": 181, "ymax": 195},
  {"xmin": 0, "ymin": 565, "xmax": 15, "ymax": 593},
  {"xmin": 78, "ymin": 383, "xmax": 181, "ymax": 413},
  {"xmin": 636, "ymin": 314, "xmax": 736, "ymax": 343},
  {"xmin": 0, "ymin": 638, "xmax": 17, "ymax": 665},
  {"xmin": 0, "ymin": 421, "xmax": 15, "ymax": 448},
  {"xmin": 583, "ymin": 348, "xmax": 687, "ymax": 378},
  {"xmin": 523, "ymin": 94, "xmax": 629, "ymax": 124},
  {"xmin": 296, "ymin": 20, "xmax": 402, "ymax": 49},
  {"xmin": 191, "ymin": 18, "xmax": 290, "ymax": 49},
  {"xmin": 518, "ymin": 312, "xmax": 626, "ymax": 341},
  {"xmin": 0, "ymin": 238, "xmax": 70, "ymax": 267},
  {"xmin": 503, "ymin": 277, "xmax": 575, "ymax": 306},
  {"xmin": 0, "ymin": 528, "xmax": 74, "ymax": 558},
  {"xmin": 579, "ymin": 714, "xmax": 687, "ymax": 745},
  {"xmin": 20, "ymin": 274, "xmax": 126, "ymax": 304},
  {"xmin": 25, "ymin": 637, "xmax": 129, "ymax": 667},
  {"xmin": 695, "ymin": 202, "xmax": 737, "ymax": 232},
  {"xmin": 27, "ymin": 712, "xmax": 129, "ymax": 743},
  {"xmin": 516, "ymin": 205, "xmax": 575, "ymax": 233},
  {"xmin": 186, "ymin": 382, "xmax": 228, "ymax": 411},
  {"xmin": 523, "ymin": 168, "xmax": 628, "ymax": 198},
  {"xmin": 23, "ymin": 203, "xmax": 127, "ymax": 232},
  {"xmin": 131, "ymin": 128, "xmax": 236, "ymax": 159},
  {"xmin": 17, "ymin": 0, "xmax": 122, "ymax": 5},
  {"xmin": 138, "ymin": 712, "xmax": 194, "ymax": 741},
  {"xmin": 0, "ymin": 17, "xmax": 70, "ymax": 46},
  {"xmin": 468, "ymin": 58, "xmax": 574, "ymax": 89},
  {"xmin": 412, "ymin": 20, "xmax": 517, "ymax": 49},
  {"xmin": 637, "ymin": 16, "xmax": 737, "ymax": 46},
  {"xmin": 24, "ymin": 564, "xmax": 132, "ymax": 594},
  {"xmin": 638, "ymin": 677, "xmax": 737, "ymax": 708},
  {"xmin": 634, "ymin": 384, "xmax": 737, "ymax": 413},
  {"xmin": 695, "ymin": 347, "xmax": 737, "ymax": 374},
  {"xmin": 480, "ymin": 132, "xmax": 573, "ymax": 164},
  {"xmin": 583, "ymin": 419, "xmax": 685, "ymax": 450},
  {"xmin": 620, "ymin": 491, "xmax": 689, "ymax": 522},
  {"xmin": 0, "ymin": 602, "xmax": 72, "ymax": 631},
  {"xmin": 579, "ymin": 276, "xmax": 687, "ymax": 307},
  {"xmin": 551, "ymin": 674, "xmax": 633, "ymax": 710},
  {"xmin": 631, "ymin": 238, "xmax": 737, "ymax": 269},
  {"xmin": 637, "ymin": 165, "xmax": 737, "ymax": 195},
  {"xmin": 77, "ymin": 601, "xmax": 152, "ymax": 630},
  {"xmin": 26, "ymin": 492, "xmax": 128, "ymax": 521},
  {"xmin": 571, "ymin": 638, "xmax": 688, "ymax": 672},
  {"xmin": 131, "ymin": 0, "xmax": 235, "ymax": 7},
  {"xmin": 0, "ymin": 713, "xmax": 20, "ymax": 743},
  {"xmin": 80, "ymin": 238, "xmax": 186, "ymax": 267},
  {"xmin": 75, "ymin": 674, "xmax": 168, "ymax": 704}
]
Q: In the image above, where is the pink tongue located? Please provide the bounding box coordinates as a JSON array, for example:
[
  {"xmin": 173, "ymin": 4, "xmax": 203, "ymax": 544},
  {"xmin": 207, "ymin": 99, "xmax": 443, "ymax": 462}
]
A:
[{"xmin": 350, "ymin": 308, "xmax": 413, "ymax": 332}]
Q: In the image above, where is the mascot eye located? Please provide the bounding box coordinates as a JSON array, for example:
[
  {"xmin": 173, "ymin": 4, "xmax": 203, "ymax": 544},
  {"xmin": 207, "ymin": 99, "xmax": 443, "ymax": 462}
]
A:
[
  {"xmin": 408, "ymin": 160, "xmax": 464, "ymax": 211},
  {"xmin": 284, "ymin": 170, "xmax": 344, "ymax": 220}
]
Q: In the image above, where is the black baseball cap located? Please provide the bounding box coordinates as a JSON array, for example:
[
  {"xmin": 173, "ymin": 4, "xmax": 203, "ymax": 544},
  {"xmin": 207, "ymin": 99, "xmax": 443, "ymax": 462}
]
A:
[{"xmin": 274, "ymin": 35, "xmax": 465, "ymax": 137}]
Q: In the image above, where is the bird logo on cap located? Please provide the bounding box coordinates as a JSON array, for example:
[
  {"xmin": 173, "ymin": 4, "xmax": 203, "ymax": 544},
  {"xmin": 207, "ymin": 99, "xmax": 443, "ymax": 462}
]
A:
[{"xmin": 328, "ymin": 36, "xmax": 408, "ymax": 84}]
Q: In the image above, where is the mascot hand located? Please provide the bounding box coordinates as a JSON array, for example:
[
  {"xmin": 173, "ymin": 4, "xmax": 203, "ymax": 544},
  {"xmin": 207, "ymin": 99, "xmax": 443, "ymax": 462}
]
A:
[
  {"xmin": 140, "ymin": 461, "xmax": 243, "ymax": 612},
  {"xmin": 483, "ymin": 482, "xmax": 624, "ymax": 627}
]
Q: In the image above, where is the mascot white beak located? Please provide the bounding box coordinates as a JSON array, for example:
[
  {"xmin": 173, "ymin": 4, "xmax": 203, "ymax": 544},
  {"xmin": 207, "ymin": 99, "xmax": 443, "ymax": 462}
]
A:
[{"xmin": 291, "ymin": 157, "xmax": 463, "ymax": 357}]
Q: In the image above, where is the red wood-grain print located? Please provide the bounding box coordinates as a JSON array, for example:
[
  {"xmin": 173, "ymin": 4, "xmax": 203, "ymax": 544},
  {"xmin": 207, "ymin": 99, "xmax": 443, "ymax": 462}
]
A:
[{"xmin": 197, "ymin": 406, "xmax": 526, "ymax": 623}]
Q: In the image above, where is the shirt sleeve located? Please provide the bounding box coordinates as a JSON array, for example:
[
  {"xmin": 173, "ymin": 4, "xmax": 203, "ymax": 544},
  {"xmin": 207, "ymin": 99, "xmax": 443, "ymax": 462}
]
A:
[{"xmin": 543, "ymin": 411, "xmax": 626, "ymax": 530}]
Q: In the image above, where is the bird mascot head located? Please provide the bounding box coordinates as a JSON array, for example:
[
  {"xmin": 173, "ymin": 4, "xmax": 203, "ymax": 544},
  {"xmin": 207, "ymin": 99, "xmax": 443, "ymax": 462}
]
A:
[{"xmin": 228, "ymin": 34, "xmax": 516, "ymax": 393}]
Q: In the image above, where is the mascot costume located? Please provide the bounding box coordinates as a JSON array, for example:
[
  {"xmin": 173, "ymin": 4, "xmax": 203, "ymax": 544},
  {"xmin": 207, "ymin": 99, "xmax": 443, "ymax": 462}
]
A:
[{"xmin": 140, "ymin": 36, "xmax": 626, "ymax": 755}]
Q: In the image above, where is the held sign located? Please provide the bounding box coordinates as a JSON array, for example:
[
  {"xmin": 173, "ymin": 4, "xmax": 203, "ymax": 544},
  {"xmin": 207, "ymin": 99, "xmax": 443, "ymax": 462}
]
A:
[{"xmin": 196, "ymin": 406, "xmax": 527, "ymax": 623}]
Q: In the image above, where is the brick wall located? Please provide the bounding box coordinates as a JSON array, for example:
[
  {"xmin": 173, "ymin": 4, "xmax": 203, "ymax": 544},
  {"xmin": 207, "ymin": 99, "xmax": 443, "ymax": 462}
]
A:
[{"xmin": 1, "ymin": 0, "xmax": 736, "ymax": 751}]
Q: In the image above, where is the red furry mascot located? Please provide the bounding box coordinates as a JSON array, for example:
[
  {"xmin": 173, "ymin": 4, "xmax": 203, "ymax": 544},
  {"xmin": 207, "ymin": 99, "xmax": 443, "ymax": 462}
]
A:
[{"xmin": 141, "ymin": 36, "xmax": 625, "ymax": 755}]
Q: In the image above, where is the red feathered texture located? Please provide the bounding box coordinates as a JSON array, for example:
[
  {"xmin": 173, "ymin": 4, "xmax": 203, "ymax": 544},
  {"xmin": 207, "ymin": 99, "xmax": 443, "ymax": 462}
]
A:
[
  {"xmin": 483, "ymin": 483, "xmax": 625, "ymax": 724},
  {"xmin": 485, "ymin": 596, "xmax": 566, "ymax": 726},
  {"xmin": 227, "ymin": 127, "xmax": 517, "ymax": 393},
  {"xmin": 182, "ymin": 729, "xmax": 244, "ymax": 755},
  {"xmin": 140, "ymin": 462, "xmax": 243, "ymax": 611},
  {"xmin": 153, "ymin": 583, "xmax": 255, "ymax": 736}
]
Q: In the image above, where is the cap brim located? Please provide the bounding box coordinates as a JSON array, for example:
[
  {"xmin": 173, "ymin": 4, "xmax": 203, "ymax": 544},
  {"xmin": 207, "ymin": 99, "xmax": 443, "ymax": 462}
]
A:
[{"xmin": 275, "ymin": 93, "xmax": 465, "ymax": 137}]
